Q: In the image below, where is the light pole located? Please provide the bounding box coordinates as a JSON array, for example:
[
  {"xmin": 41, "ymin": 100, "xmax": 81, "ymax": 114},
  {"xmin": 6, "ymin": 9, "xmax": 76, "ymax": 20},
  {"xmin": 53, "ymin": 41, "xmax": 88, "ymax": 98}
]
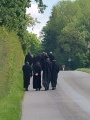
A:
[{"xmin": 68, "ymin": 58, "xmax": 71, "ymax": 70}]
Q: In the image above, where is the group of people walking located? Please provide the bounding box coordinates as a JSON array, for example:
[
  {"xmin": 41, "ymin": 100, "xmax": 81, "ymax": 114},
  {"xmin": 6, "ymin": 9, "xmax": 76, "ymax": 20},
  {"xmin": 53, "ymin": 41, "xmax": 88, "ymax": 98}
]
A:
[{"xmin": 22, "ymin": 52, "xmax": 59, "ymax": 91}]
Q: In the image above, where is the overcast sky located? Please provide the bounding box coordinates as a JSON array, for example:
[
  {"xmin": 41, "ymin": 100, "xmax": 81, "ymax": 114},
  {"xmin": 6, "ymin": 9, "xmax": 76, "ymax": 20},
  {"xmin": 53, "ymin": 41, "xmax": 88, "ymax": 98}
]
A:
[{"xmin": 26, "ymin": 0, "xmax": 75, "ymax": 37}]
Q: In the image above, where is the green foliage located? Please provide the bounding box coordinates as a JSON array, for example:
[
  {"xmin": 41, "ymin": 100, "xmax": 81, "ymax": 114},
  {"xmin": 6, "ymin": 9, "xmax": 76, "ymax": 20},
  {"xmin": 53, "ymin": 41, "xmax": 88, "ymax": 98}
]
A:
[
  {"xmin": 0, "ymin": 0, "xmax": 46, "ymax": 30},
  {"xmin": 35, "ymin": 0, "xmax": 47, "ymax": 13},
  {"xmin": 41, "ymin": 0, "xmax": 90, "ymax": 69},
  {"xmin": 22, "ymin": 30, "xmax": 43, "ymax": 55},
  {"xmin": 29, "ymin": 34, "xmax": 43, "ymax": 55},
  {"xmin": 41, "ymin": 26, "xmax": 58, "ymax": 52},
  {"xmin": 77, "ymin": 68, "xmax": 90, "ymax": 73},
  {"xmin": 0, "ymin": 0, "xmax": 45, "ymax": 55},
  {"xmin": 0, "ymin": 27, "xmax": 24, "ymax": 120},
  {"xmin": 0, "ymin": 0, "xmax": 30, "ymax": 30}
]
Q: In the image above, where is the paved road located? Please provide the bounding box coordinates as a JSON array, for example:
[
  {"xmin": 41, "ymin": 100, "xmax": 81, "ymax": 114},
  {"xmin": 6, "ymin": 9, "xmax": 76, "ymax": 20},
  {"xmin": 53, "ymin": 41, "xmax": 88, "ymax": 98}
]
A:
[{"xmin": 21, "ymin": 71, "xmax": 90, "ymax": 120}]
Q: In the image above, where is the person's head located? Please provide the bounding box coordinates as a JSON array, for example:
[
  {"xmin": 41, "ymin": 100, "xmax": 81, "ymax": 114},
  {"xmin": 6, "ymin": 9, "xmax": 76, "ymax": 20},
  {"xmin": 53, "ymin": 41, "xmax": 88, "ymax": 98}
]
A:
[
  {"xmin": 28, "ymin": 52, "xmax": 30, "ymax": 55},
  {"xmin": 50, "ymin": 51, "xmax": 52, "ymax": 54},
  {"xmin": 26, "ymin": 61, "xmax": 29, "ymax": 65},
  {"xmin": 43, "ymin": 52, "xmax": 45, "ymax": 54},
  {"xmin": 52, "ymin": 59, "xmax": 56, "ymax": 62},
  {"xmin": 46, "ymin": 57, "xmax": 50, "ymax": 62},
  {"xmin": 43, "ymin": 52, "xmax": 47, "ymax": 56},
  {"xmin": 36, "ymin": 61, "xmax": 40, "ymax": 65}
]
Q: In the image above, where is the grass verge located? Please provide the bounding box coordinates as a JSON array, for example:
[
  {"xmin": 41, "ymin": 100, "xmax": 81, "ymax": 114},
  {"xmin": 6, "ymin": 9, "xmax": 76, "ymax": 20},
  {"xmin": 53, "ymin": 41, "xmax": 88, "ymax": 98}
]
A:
[
  {"xmin": 77, "ymin": 68, "xmax": 90, "ymax": 73},
  {"xmin": 0, "ymin": 27, "xmax": 24, "ymax": 120}
]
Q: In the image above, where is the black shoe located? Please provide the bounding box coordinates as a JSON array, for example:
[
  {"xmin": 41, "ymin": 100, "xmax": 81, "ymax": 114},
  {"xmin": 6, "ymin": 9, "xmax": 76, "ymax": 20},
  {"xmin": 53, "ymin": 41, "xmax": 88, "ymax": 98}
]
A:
[
  {"xmin": 47, "ymin": 86, "xmax": 49, "ymax": 90},
  {"xmin": 36, "ymin": 88, "xmax": 38, "ymax": 91},
  {"xmin": 52, "ymin": 87, "xmax": 55, "ymax": 90},
  {"xmin": 45, "ymin": 87, "xmax": 47, "ymax": 91},
  {"xmin": 36, "ymin": 88, "xmax": 39, "ymax": 91},
  {"xmin": 26, "ymin": 88, "xmax": 28, "ymax": 91}
]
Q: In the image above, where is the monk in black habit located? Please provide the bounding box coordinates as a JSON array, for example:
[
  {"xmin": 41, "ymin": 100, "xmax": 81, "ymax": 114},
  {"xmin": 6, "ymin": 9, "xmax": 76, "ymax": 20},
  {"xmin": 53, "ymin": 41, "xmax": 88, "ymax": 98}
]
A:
[
  {"xmin": 25, "ymin": 52, "xmax": 33, "ymax": 65},
  {"xmin": 51, "ymin": 59, "xmax": 59, "ymax": 90},
  {"xmin": 42, "ymin": 58, "xmax": 52, "ymax": 91},
  {"xmin": 48, "ymin": 51, "xmax": 55, "ymax": 62},
  {"xmin": 33, "ymin": 62, "xmax": 42, "ymax": 91},
  {"xmin": 22, "ymin": 62, "xmax": 32, "ymax": 91}
]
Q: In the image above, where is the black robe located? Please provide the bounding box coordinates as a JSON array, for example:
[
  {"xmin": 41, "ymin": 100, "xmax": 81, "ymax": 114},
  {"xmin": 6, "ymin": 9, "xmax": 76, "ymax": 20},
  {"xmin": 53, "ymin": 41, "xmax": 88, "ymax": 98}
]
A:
[
  {"xmin": 41, "ymin": 53, "xmax": 48, "ymax": 71},
  {"xmin": 48, "ymin": 53, "xmax": 55, "ymax": 62},
  {"xmin": 33, "ymin": 55, "xmax": 41, "ymax": 66},
  {"xmin": 33, "ymin": 62, "xmax": 42, "ymax": 89},
  {"xmin": 51, "ymin": 60, "xmax": 59, "ymax": 88},
  {"xmin": 22, "ymin": 63, "xmax": 32, "ymax": 89},
  {"xmin": 25, "ymin": 53, "xmax": 33, "ymax": 65},
  {"xmin": 42, "ymin": 58, "xmax": 52, "ymax": 88}
]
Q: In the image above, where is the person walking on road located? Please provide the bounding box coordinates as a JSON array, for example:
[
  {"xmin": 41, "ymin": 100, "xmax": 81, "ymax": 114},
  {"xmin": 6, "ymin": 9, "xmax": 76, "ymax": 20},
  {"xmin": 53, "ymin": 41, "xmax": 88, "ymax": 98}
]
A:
[
  {"xmin": 48, "ymin": 51, "xmax": 55, "ymax": 62},
  {"xmin": 51, "ymin": 59, "xmax": 59, "ymax": 90},
  {"xmin": 25, "ymin": 52, "xmax": 33, "ymax": 65},
  {"xmin": 42, "ymin": 57, "xmax": 52, "ymax": 91},
  {"xmin": 22, "ymin": 62, "xmax": 32, "ymax": 91},
  {"xmin": 33, "ymin": 61, "xmax": 42, "ymax": 91}
]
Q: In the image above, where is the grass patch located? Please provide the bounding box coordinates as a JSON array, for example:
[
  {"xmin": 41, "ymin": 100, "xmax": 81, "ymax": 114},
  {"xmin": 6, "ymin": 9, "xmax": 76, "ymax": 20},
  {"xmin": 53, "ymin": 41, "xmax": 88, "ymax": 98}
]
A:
[
  {"xmin": 0, "ymin": 27, "xmax": 25, "ymax": 120},
  {"xmin": 77, "ymin": 68, "xmax": 90, "ymax": 73}
]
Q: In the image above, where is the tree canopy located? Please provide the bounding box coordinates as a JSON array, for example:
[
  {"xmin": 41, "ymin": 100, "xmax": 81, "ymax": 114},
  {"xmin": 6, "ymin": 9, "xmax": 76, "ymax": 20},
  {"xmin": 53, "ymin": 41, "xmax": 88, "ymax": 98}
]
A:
[
  {"xmin": 0, "ymin": 0, "xmax": 46, "ymax": 55},
  {"xmin": 41, "ymin": 0, "xmax": 90, "ymax": 69}
]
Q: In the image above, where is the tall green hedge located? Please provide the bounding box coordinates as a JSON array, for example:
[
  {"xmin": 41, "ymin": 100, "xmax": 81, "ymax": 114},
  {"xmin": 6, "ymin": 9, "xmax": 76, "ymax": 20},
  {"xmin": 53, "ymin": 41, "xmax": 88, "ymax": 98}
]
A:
[{"xmin": 0, "ymin": 27, "xmax": 24, "ymax": 120}]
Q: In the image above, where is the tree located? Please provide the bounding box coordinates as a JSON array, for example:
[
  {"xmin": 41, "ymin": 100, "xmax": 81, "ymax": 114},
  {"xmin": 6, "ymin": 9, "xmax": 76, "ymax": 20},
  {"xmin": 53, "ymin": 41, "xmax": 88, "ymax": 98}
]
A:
[
  {"xmin": 41, "ymin": 0, "xmax": 90, "ymax": 69},
  {"xmin": 57, "ymin": 22, "xmax": 88, "ymax": 69},
  {"xmin": 22, "ymin": 30, "xmax": 43, "ymax": 55},
  {"xmin": 0, "ymin": 0, "xmax": 46, "ymax": 54},
  {"xmin": 35, "ymin": 0, "xmax": 47, "ymax": 13}
]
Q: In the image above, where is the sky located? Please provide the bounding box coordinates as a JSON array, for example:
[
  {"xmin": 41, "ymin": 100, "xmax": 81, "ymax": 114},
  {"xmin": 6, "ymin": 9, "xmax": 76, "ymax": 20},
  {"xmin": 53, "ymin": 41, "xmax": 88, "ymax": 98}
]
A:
[{"xmin": 26, "ymin": 0, "xmax": 61, "ymax": 37}]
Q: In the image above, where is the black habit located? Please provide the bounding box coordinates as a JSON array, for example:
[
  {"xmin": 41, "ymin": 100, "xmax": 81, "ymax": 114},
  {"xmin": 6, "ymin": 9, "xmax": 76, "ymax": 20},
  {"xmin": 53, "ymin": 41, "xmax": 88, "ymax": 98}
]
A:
[
  {"xmin": 51, "ymin": 60, "xmax": 59, "ymax": 88},
  {"xmin": 42, "ymin": 58, "xmax": 52, "ymax": 90},
  {"xmin": 33, "ymin": 62, "xmax": 42, "ymax": 90},
  {"xmin": 22, "ymin": 62, "xmax": 32, "ymax": 90},
  {"xmin": 25, "ymin": 52, "xmax": 33, "ymax": 65}
]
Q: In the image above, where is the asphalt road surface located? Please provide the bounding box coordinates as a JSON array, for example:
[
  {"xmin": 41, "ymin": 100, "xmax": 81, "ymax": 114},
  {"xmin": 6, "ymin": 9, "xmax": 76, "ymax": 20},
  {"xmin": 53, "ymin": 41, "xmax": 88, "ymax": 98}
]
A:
[{"xmin": 21, "ymin": 71, "xmax": 90, "ymax": 120}]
